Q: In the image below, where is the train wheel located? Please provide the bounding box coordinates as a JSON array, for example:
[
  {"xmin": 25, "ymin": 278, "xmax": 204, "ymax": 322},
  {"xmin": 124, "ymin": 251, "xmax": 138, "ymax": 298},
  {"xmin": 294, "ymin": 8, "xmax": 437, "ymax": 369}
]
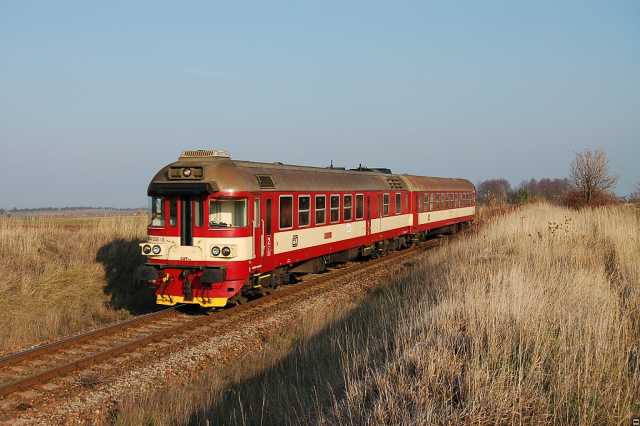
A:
[{"xmin": 231, "ymin": 294, "xmax": 250, "ymax": 305}]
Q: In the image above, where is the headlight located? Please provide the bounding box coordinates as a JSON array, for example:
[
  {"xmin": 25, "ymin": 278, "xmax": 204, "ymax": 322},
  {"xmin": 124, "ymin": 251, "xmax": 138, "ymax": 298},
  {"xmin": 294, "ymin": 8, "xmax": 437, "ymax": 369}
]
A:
[
  {"xmin": 211, "ymin": 246, "xmax": 221, "ymax": 256},
  {"xmin": 183, "ymin": 168, "xmax": 192, "ymax": 177},
  {"xmin": 152, "ymin": 245, "xmax": 161, "ymax": 255},
  {"xmin": 221, "ymin": 246, "xmax": 231, "ymax": 257},
  {"xmin": 142, "ymin": 244, "xmax": 152, "ymax": 255}
]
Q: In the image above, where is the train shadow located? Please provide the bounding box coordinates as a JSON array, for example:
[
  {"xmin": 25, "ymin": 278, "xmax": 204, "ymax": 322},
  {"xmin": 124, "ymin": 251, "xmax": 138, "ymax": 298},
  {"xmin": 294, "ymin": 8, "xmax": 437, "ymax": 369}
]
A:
[
  {"xmin": 95, "ymin": 239, "xmax": 158, "ymax": 315},
  {"xmin": 186, "ymin": 260, "xmax": 428, "ymax": 426}
]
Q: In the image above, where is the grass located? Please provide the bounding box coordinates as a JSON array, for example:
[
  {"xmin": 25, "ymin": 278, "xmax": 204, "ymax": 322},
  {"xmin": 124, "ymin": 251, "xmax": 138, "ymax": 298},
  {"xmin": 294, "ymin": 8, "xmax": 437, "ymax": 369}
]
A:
[
  {"xmin": 0, "ymin": 214, "xmax": 153, "ymax": 354},
  {"xmin": 113, "ymin": 203, "xmax": 640, "ymax": 425}
]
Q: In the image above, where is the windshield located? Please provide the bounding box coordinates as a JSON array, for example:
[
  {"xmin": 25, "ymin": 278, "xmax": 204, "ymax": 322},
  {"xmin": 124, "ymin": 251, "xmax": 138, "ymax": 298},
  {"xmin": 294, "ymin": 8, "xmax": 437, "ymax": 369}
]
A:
[
  {"xmin": 149, "ymin": 196, "xmax": 165, "ymax": 227},
  {"xmin": 209, "ymin": 198, "xmax": 247, "ymax": 228}
]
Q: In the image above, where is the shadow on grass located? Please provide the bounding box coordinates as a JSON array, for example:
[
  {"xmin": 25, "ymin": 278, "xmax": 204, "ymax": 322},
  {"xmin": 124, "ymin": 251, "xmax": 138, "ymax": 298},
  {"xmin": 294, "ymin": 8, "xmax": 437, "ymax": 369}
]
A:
[
  {"xmin": 187, "ymin": 263, "xmax": 434, "ymax": 426},
  {"xmin": 96, "ymin": 239, "xmax": 158, "ymax": 314}
]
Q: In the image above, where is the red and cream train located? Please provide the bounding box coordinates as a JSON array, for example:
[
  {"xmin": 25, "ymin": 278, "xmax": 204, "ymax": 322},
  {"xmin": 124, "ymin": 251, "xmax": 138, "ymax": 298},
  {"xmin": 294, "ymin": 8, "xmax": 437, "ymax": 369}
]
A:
[{"xmin": 138, "ymin": 150, "xmax": 475, "ymax": 307}]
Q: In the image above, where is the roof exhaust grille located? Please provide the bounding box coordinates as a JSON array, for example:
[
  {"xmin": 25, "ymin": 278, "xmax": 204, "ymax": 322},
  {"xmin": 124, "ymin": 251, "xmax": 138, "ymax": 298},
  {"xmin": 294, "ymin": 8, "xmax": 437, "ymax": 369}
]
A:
[
  {"xmin": 386, "ymin": 177, "xmax": 406, "ymax": 189},
  {"xmin": 256, "ymin": 175, "xmax": 275, "ymax": 189},
  {"xmin": 180, "ymin": 149, "xmax": 230, "ymax": 159}
]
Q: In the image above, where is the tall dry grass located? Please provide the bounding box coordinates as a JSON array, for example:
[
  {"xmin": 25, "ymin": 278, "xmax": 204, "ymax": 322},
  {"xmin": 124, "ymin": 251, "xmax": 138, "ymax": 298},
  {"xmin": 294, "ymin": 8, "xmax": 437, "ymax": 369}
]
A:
[
  {"xmin": 114, "ymin": 203, "xmax": 639, "ymax": 425},
  {"xmin": 0, "ymin": 215, "xmax": 152, "ymax": 353}
]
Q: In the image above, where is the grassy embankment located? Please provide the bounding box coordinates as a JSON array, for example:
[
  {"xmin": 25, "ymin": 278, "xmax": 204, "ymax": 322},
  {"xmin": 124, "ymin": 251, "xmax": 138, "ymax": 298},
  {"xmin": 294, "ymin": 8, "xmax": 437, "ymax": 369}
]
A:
[
  {"xmin": 115, "ymin": 203, "xmax": 639, "ymax": 425},
  {"xmin": 0, "ymin": 215, "xmax": 151, "ymax": 354}
]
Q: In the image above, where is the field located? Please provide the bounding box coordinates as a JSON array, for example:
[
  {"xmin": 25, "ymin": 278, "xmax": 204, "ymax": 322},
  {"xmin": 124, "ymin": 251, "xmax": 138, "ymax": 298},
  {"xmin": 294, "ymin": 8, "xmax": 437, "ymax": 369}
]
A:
[
  {"xmin": 113, "ymin": 203, "xmax": 640, "ymax": 425},
  {"xmin": 0, "ymin": 214, "xmax": 150, "ymax": 354},
  {"xmin": 1, "ymin": 204, "xmax": 638, "ymax": 425}
]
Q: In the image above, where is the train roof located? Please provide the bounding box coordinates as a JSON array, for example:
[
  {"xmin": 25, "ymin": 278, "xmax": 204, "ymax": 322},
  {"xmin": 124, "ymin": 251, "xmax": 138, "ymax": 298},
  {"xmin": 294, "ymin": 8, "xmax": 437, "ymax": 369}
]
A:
[
  {"xmin": 147, "ymin": 150, "xmax": 474, "ymax": 196},
  {"xmin": 400, "ymin": 175, "xmax": 475, "ymax": 192}
]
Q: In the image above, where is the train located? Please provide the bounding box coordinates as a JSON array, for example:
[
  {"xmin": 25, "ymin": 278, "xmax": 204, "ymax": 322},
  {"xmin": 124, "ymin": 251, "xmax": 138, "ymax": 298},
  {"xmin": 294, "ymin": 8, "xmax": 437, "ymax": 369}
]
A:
[{"xmin": 137, "ymin": 150, "xmax": 476, "ymax": 308}]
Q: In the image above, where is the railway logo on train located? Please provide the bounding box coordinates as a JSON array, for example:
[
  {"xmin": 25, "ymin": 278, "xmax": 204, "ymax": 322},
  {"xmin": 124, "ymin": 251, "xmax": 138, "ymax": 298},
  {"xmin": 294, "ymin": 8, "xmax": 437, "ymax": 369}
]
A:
[{"xmin": 137, "ymin": 150, "xmax": 476, "ymax": 308}]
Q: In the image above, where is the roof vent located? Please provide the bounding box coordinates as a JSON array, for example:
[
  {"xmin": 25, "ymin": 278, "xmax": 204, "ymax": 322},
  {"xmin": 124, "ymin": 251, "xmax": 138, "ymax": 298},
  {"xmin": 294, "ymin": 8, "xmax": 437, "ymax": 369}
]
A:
[
  {"xmin": 256, "ymin": 175, "xmax": 275, "ymax": 189},
  {"xmin": 180, "ymin": 149, "xmax": 230, "ymax": 159},
  {"xmin": 386, "ymin": 177, "xmax": 406, "ymax": 189}
]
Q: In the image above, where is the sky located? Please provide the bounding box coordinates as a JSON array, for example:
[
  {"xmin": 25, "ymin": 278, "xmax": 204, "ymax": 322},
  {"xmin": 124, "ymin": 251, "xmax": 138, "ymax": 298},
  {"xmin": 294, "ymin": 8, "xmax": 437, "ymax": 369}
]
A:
[{"xmin": 1, "ymin": 1, "xmax": 638, "ymax": 208}]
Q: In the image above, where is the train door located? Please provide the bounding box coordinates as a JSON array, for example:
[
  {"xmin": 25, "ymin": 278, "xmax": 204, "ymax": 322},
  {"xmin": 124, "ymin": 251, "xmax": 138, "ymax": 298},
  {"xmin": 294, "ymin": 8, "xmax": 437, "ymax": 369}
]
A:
[
  {"xmin": 378, "ymin": 193, "xmax": 383, "ymax": 232},
  {"xmin": 414, "ymin": 193, "xmax": 420, "ymax": 227},
  {"xmin": 261, "ymin": 194, "xmax": 275, "ymax": 267},
  {"xmin": 180, "ymin": 197, "xmax": 193, "ymax": 246},
  {"xmin": 251, "ymin": 196, "xmax": 262, "ymax": 265},
  {"xmin": 365, "ymin": 194, "xmax": 372, "ymax": 237}
]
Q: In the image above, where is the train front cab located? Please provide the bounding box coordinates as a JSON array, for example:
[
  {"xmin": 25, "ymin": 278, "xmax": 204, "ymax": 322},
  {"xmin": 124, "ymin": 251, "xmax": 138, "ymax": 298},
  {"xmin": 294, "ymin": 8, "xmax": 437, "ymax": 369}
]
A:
[{"xmin": 141, "ymin": 191, "xmax": 265, "ymax": 308}]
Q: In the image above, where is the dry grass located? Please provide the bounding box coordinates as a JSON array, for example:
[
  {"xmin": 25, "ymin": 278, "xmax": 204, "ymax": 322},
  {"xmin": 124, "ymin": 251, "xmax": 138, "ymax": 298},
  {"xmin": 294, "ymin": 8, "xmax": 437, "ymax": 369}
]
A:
[
  {"xmin": 114, "ymin": 203, "xmax": 640, "ymax": 425},
  {"xmin": 0, "ymin": 215, "xmax": 153, "ymax": 354}
]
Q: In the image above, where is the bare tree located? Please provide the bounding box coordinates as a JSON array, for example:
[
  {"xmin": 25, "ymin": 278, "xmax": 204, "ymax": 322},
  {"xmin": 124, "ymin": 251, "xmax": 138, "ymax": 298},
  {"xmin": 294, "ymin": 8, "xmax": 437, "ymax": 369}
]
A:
[
  {"xmin": 477, "ymin": 178, "xmax": 512, "ymax": 204},
  {"xmin": 569, "ymin": 149, "xmax": 617, "ymax": 204}
]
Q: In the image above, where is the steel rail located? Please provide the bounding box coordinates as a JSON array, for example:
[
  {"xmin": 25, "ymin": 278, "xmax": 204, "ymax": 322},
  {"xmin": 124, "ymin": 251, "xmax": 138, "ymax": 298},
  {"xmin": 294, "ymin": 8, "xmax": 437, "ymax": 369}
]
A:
[
  {"xmin": 0, "ymin": 241, "xmax": 437, "ymax": 399},
  {"xmin": 0, "ymin": 305, "xmax": 181, "ymax": 369}
]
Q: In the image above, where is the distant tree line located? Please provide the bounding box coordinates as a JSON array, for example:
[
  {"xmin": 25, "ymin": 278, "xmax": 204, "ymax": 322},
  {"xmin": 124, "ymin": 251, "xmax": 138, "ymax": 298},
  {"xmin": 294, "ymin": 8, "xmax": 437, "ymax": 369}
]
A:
[
  {"xmin": 477, "ymin": 177, "xmax": 573, "ymax": 205},
  {"xmin": 0, "ymin": 206, "xmax": 144, "ymax": 216},
  {"xmin": 477, "ymin": 149, "xmax": 637, "ymax": 208}
]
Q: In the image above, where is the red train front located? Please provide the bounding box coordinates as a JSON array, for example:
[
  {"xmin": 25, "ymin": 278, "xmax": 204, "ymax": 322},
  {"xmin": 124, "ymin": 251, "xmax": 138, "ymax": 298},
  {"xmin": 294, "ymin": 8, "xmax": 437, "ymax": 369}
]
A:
[
  {"xmin": 137, "ymin": 149, "xmax": 476, "ymax": 308},
  {"xmin": 137, "ymin": 150, "xmax": 260, "ymax": 307}
]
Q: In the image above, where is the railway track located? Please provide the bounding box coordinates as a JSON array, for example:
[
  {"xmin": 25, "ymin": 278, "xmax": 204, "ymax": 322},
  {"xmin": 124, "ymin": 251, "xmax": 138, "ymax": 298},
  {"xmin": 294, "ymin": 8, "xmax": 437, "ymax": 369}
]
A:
[{"xmin": 0, "ymin": 240, "xmax": 439, "ymax": 403}]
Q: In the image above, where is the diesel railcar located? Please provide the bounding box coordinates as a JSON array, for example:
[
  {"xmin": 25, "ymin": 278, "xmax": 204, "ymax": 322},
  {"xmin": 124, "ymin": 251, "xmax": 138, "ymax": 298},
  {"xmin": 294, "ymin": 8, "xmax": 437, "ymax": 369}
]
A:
[{"xmin": 137, "ymin": 150, "xmax": 475, "ymax": 308}]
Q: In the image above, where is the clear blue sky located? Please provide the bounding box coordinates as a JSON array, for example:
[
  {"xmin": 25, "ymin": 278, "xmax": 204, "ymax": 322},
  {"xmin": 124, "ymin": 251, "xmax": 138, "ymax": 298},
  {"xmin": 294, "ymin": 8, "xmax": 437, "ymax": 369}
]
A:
[{"xmin": 1, "ymin": 1, "xmax": 638, "ymax": 208}]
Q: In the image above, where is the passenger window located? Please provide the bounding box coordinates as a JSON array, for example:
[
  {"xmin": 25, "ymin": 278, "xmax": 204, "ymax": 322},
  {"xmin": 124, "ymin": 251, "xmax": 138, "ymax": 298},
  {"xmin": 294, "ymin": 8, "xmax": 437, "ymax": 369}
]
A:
[
  {"xmin": 279, "ymin": 196, "xmax": 293, "ymax": 229},
  {"xmin": 344, "ymin": 195, "xmax": 352, "ymax": 221},
  {"xmin": 315, "ymin": 195, "xmax": 326, "ymax": 225},
  {"xmin": 395, "ymin": 193, "xmax": 402, "ymax": 214},
  {"xmin": 193, "ymin": 199, "xmax": 203, "ymax": 227},
  {"xmin": 169, "ymin": 198, "xmax": 178, "ymax": 226},
  {"xmin": 330, "ymin": 195, "xmax": 340, "ymax": 223},
  {"xmin": 429, "ymin": 193, "xmax": 434, "ymax": 211},
  {"xmin": 383, "ymin": 194, "xmax": 390, "ymax": 216},
  {"xmin": 355, "ymin": 194, "xmax": 364, "ymax": 219},
  {"xmin": 150, "ymin": 196, "xmax": 165, "ymax": 227},
  {"xmin": 298, "ymin": 196, "xmax": 310, "ymax": 227}
]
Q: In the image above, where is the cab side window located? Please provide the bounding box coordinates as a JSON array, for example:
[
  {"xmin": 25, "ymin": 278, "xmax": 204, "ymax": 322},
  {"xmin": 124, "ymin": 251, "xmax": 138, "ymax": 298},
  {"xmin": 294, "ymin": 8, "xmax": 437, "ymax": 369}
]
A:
[{"xmin": 150, "ymin": 196, "xmax": 165, "ymax": 227}]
